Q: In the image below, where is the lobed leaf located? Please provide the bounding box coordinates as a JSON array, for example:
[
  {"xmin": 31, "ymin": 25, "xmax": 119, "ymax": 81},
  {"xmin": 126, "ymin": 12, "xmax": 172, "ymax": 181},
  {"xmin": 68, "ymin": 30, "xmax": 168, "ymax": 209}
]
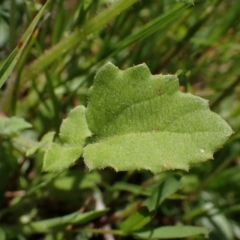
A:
[
  {"xmin": 84, "ymin": 63, "xmax": 233, "ymax": 173},
  {"xmin": 42, "ymin": 106, "xmax": 91, "ymax": 172}
]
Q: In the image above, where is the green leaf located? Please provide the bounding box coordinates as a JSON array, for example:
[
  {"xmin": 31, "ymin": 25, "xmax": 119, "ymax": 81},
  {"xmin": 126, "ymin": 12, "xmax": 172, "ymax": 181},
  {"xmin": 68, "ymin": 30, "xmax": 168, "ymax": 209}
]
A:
[
  {"xmin": 111, "ymin": 182, "xmax": 151, "ymax": 196},
  {"xmin": 26, "ymin": 132, "xmax": 55, "ymax": 156},
  {"xmin": 121, "ymin": 207, "xmax": 152, "ymax": 233},
  {"xmin": 0, "ymin": 116, "xmax": 32, "ymax": 136},
  {"xmin": 30, "ymin": 209, "xmax": 107, "ymax": 230},
  {"xmin": 43, "ymin": 143, "xmax": 83, "ymax": 172},
  {"xmin": 1, "ymin": 210, "xmax": 108, "ymax": 235},
  {"xmin": 84, "ymin": 63, "xmax": 233, "ymax": 173},
  {"xmin": 42, "ymin": 106, "xmax": 91, "ymax": 172},
  {"xmin": 144, "ymin": 176, "xmax": 180, "ymax": 212},
  {"xmin": 59, "ymin": 105, "xmax": 92, "ymax": 145},
  {"xmin": 133, "ymin": 225, "xmax": 209, "ymax": 239}
]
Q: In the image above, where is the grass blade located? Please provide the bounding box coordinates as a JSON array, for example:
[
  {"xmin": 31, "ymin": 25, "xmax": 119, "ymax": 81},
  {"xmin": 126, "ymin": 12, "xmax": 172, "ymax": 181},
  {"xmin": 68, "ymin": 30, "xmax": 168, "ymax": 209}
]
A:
[
  {"xmin": 20, "ymin": 0, "xmax": 139, "ymax": 84},
  {"xmin": 0, "ymin": 0, "xmax": 51, "ymax": 89}
]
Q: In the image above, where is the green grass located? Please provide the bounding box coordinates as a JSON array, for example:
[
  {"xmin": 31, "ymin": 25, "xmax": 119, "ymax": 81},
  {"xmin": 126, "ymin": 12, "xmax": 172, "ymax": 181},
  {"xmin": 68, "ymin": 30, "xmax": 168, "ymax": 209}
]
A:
[{"xmin": 0, "ymin": 0, "xmax": 239, "ymax": 239}]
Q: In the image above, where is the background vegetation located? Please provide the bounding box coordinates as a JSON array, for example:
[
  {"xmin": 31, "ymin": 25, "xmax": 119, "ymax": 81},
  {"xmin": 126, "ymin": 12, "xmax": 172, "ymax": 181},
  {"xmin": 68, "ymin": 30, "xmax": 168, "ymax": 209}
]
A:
[{"xmin": 0, "ymin": 0, "xmax": 239, "ymax": 239}]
